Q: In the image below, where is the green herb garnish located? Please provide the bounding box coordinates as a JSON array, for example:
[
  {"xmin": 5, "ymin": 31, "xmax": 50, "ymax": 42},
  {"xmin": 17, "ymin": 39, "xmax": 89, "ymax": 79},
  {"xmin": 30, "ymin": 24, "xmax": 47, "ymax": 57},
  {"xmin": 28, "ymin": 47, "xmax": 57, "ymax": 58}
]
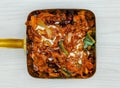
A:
[{"xmin": 83, "ymin": 30, "xmax": 95, "ymax": 49}]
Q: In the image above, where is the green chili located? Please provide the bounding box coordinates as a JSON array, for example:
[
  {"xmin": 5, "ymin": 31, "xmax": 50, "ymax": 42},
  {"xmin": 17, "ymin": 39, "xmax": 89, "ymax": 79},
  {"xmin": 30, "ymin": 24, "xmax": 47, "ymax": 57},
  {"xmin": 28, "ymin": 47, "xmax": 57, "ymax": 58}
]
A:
[{"xmin": 58, "ymin": 40, "xmax": 69, "ymax": 55}]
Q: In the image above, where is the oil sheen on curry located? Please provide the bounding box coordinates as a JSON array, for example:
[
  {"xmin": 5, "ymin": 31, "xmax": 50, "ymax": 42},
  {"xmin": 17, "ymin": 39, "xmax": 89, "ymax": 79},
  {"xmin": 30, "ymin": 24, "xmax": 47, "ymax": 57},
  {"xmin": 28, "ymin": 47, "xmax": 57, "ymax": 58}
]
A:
[{"xmin": 26, "ymin": 9, "xmax": 96, "ymax": 78}]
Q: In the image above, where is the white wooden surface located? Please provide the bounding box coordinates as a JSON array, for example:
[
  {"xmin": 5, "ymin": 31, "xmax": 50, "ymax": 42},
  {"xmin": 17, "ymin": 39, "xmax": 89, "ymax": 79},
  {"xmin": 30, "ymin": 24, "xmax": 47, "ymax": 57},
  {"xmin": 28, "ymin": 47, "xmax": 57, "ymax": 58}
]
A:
[{"xmin": 0, "ymin": 0, "xmax": 120, "ymax": 88}]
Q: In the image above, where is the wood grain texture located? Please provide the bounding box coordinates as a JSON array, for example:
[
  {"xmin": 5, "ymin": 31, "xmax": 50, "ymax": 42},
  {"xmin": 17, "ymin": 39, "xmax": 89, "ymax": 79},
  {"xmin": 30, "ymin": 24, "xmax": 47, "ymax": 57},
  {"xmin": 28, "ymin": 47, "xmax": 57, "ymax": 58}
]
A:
[{"xmin": 0, "ymin": 0, "xmax": 120, "ymax": 88}]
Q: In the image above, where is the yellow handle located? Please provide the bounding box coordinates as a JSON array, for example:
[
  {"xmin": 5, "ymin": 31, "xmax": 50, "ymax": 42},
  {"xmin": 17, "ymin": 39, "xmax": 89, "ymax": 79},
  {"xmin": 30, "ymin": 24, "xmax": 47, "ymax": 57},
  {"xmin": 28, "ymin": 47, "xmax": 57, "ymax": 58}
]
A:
[{"xmin": 0, "ymin": 38, "xmax": 24, "ymax": 48}]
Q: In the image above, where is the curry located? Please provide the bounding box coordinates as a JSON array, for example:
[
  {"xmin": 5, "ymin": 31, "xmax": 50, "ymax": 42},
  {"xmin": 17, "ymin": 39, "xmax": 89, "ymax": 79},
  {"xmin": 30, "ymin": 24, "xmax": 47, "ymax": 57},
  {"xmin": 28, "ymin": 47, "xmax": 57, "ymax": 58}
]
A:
[{"xmin": 26, "ymin": 9, "xmax": 96, "ymax": 78}]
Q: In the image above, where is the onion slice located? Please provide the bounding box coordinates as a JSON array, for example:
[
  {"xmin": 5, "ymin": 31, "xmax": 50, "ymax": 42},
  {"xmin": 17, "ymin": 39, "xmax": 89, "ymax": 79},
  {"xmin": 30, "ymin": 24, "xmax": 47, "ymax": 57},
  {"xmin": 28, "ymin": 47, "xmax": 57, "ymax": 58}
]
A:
[{"xmin": 68, "ymin": 33, "xmax": 72, "ymax": 43}]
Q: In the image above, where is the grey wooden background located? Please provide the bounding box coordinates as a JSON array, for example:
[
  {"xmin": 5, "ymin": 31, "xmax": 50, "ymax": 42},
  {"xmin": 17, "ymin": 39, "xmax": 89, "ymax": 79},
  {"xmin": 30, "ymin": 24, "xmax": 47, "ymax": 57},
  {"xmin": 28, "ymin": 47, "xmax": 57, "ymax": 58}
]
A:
[{"xmin": 0, "ymin": 0, "xmax": 120, "ymax": 88}]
